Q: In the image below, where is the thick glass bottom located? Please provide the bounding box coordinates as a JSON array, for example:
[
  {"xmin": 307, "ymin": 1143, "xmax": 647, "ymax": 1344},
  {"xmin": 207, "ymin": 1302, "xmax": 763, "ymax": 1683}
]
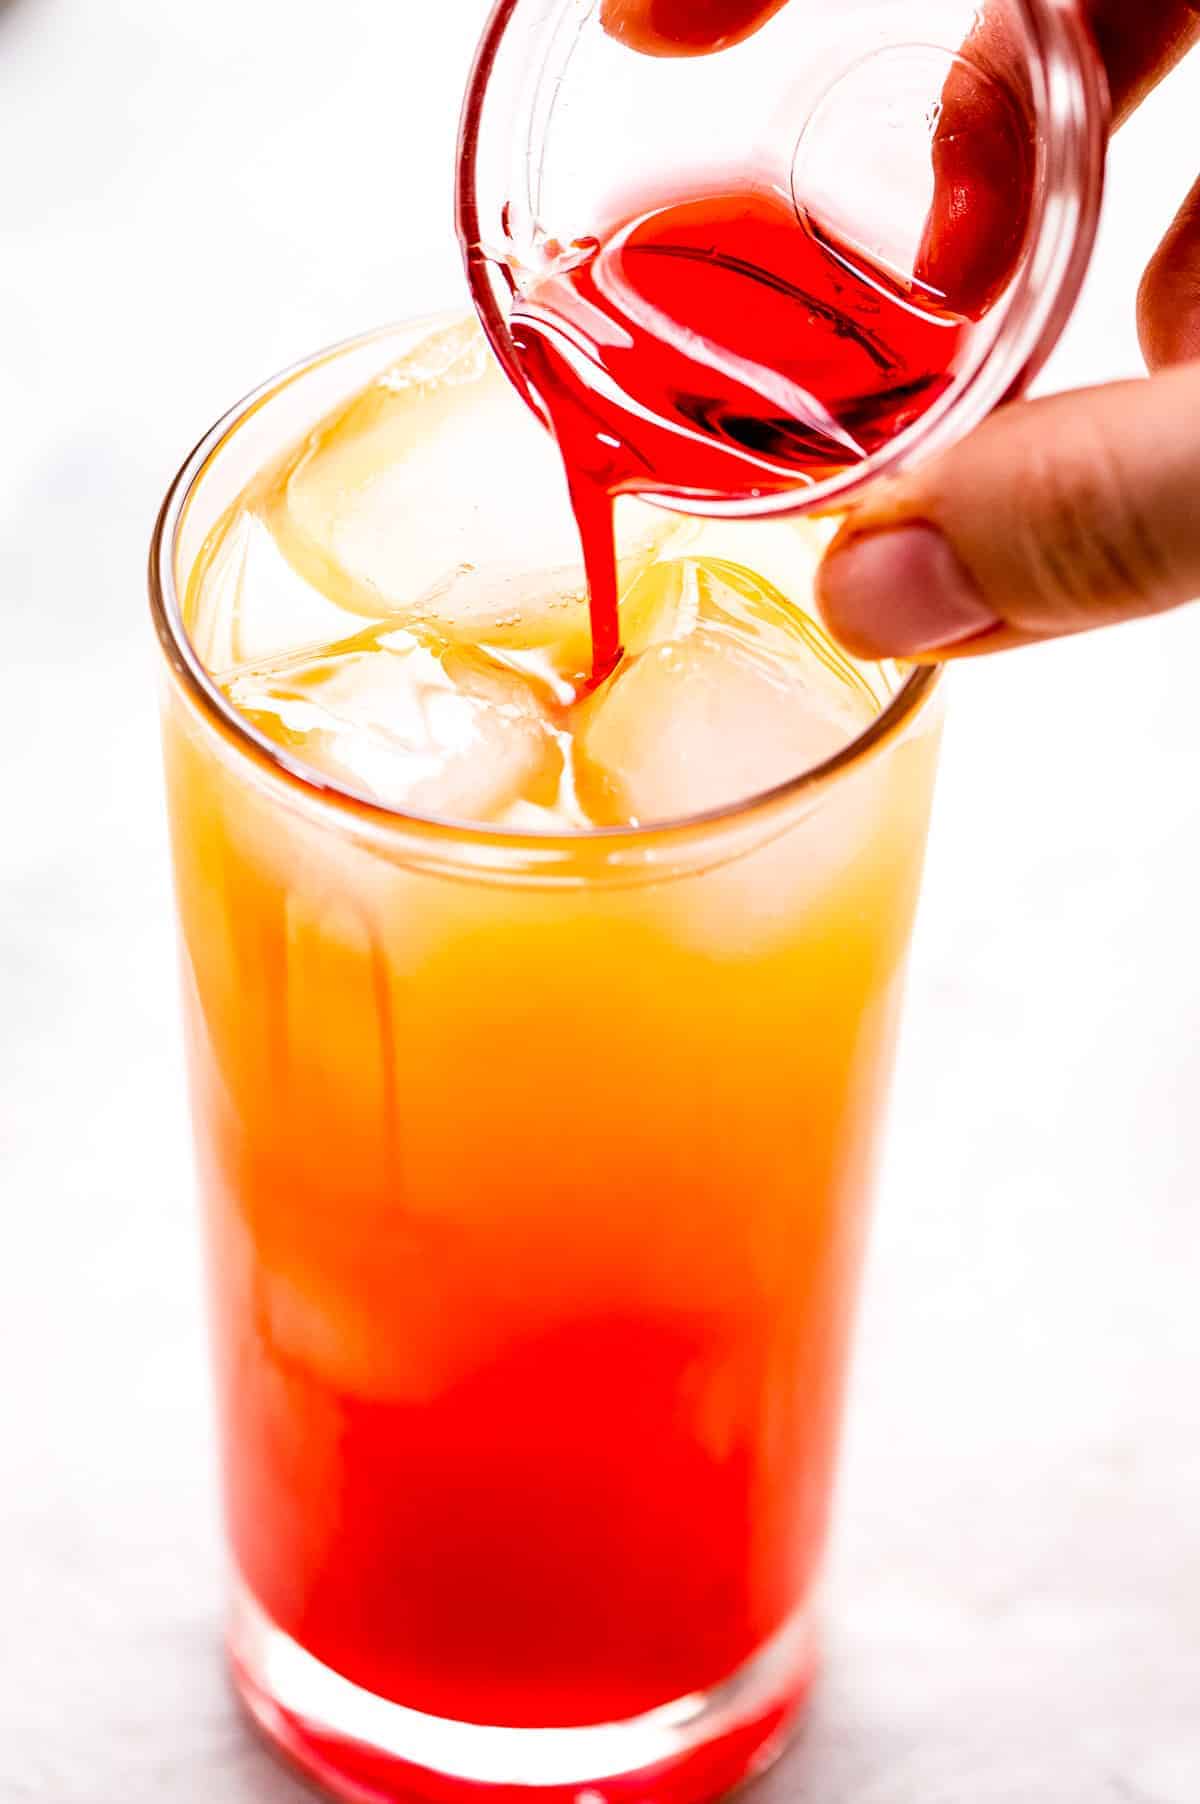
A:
[{"xmin": 230, "ymin": 1581, "xmax": 816, "ymax": 1804}]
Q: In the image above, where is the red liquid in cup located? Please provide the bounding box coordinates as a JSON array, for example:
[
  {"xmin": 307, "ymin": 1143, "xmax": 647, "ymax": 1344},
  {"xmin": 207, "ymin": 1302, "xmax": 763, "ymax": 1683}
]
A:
[{"xmin": 510, "ymin": 187, "xmax": 970, "ymax": 679}]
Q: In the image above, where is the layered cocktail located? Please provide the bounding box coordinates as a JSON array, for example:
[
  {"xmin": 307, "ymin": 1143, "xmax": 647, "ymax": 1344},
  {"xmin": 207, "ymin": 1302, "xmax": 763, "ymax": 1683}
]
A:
[{"xmin": 152, "ymin": 315, "xmax": 942, "ymax": 1802}]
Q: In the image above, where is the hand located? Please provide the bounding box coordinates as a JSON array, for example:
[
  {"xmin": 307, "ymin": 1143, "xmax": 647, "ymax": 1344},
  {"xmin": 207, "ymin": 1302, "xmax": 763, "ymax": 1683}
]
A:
[
  {"xmin": 603, "ymin": 0, "xmax": 1200, "ymax": 659},
  {"xmin": 816, "ymin": 0, "xmax": 1200, "ymax": 660},
  {"xmin": 599, "ymin": 0, "xmax": 791, "ymax": 58}
]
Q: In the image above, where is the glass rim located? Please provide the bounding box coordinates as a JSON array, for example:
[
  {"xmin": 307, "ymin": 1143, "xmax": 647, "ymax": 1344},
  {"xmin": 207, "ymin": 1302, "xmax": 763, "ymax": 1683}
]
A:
[
  {"xmin": 457, "ymin": 0, "xmax": 1109, "ymax": 521},
  {"xmin": 149, "ymin": 318, "xmax": 943, "ymax": 853}
]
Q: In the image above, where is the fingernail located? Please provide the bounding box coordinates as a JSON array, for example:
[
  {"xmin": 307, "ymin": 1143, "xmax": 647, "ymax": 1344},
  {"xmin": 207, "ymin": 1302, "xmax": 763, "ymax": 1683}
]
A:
[{"xmin": 818, "ymin": 523, "xmax": 999, "ymax": 658}]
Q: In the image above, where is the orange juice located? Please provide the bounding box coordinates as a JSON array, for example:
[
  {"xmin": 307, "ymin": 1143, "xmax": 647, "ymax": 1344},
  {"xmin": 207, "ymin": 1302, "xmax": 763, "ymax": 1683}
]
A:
[{"xmin": 154, "ymin": 318, "xmax": 941, "ymax": 1802}]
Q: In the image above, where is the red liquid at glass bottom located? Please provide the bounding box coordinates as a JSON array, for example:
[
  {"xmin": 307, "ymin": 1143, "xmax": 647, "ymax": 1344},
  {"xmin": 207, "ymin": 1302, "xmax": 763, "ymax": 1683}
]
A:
[
  {"xmin": 510, "ymin": 186, "xmax": 969, "ymax": 680},
  {"xmin": 221, "ymin": 1301, "xmax": 827, "ymax": 1801},
  {"xmin": 223, "ymin": 1310, "xmax": 840, "ymax": 1724}
]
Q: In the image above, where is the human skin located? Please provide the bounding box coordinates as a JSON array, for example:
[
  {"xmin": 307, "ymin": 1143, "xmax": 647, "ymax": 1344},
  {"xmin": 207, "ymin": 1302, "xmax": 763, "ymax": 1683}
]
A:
[{"xmin": 602, "ymin": 0, "xmax": 1200, "ymax": 659}]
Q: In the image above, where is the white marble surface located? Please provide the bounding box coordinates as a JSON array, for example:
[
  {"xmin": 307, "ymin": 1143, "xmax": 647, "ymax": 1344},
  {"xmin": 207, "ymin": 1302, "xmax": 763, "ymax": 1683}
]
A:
[{"xmin": 2, "ymin": 3, "xmax": 1199, "ymax": 1799}]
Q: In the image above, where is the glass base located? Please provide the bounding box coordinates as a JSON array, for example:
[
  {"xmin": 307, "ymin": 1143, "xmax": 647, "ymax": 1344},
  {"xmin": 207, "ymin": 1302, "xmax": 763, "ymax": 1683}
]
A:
[{"xmin": 230, "ymin": 1581, "xmax": 817, "ymax": 1804}]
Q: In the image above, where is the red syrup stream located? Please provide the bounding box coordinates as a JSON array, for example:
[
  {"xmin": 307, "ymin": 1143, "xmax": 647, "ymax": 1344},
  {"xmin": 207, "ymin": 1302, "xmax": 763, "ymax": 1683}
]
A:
[{"xmin": 508, "ymin": 186, "xmax": 971, "ymax": 684}]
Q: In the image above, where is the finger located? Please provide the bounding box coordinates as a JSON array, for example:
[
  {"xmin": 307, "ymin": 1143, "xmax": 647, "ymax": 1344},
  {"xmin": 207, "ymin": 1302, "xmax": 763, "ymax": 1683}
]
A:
[
  {"xmin": 1139, "ymin": 172, "xmax": 1200, "ymax": 369},
  {"xmin": 815, "ymin": 363, "xmax": 1200, "ymax": 660},
  {"xmin": 914, "ymin": 29, "xmax": 1037, "ymax": 321},
  {"xmin": 600, "ymin": 1, "xmax": 1199, "ymax": 91},
  {"xmin": 914, "ymin": 1, "xmax": 1200, "ymax": 319},
  {"xmin": 599, "ymin": 0, "xmax": 790, "ymax": 58},
  {"xmin": 601, "ymin": 0, "xmax": 1200, "ymax": 78},
  {"xmin": 1089, "ymin": 0, "xmax": 1200, "ymax": 128}
]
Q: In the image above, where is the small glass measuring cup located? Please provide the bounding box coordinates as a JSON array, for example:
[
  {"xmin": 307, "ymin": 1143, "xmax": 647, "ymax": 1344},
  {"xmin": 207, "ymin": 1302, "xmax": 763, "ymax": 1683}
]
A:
[{"xmin": 457, "ymin": 0, "xmax": 1108, "ymax": 519}]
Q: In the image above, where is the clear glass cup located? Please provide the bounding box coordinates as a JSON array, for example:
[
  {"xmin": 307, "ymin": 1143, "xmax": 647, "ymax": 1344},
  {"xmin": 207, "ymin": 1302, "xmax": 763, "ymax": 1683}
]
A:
[
  {"xmin": 151, "ymin": 319, "xmax": 944, "ymax": 1803},
  {"xmin": 458, "ymin": 0, "xmax": 1108, "ymax": 516}
]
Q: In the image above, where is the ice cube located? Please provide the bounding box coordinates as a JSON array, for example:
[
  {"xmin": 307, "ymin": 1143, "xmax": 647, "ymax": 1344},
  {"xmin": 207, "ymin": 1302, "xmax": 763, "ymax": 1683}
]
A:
[
  {"xmin": 259, "ymin": 316, "xmax": 671, "ymax": 671},
  {"xmin": 573, "ymin": 557, "xmax": 877, "ymax": 825},
  {"xmin": 224, "ymin": 623, "xmax": 565, "ymax": 823},
  {"xmin": 187, "ymin": 510, "xmax": 374, "ymax": 672}
]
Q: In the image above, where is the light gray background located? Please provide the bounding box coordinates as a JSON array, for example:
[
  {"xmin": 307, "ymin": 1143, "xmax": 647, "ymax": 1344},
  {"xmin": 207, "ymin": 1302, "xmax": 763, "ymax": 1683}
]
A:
[{"xmin": 1, "ymin": 3, "xmax": 1198, "ymax": 1800}]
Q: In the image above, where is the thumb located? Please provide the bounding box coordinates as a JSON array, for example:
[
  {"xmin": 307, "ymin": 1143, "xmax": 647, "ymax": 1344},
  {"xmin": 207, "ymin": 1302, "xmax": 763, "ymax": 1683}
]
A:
[{"xmin": 815, "ymin": 362, "xmax": 1200, "ymax": 660}]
